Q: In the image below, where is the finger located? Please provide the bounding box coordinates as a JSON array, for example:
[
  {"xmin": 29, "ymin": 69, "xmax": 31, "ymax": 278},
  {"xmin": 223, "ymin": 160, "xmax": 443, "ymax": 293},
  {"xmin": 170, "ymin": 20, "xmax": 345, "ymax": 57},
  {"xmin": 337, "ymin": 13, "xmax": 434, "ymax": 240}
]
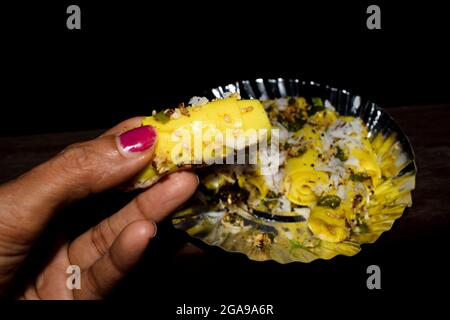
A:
[
  {"xmin": 0, "ymin": 124, "xmax": 157, "ymax": 246},
  {"xmin": 21, "ymin": 242, "xmax": 73, "ymax": 300},
  {"xmin": 115, "ymin": 170, "xmax": 199, "ymax": 223},
  {"xmin": 68, "ymin": 171, "xmax": 198, "ymax": 270},
  {"xmin": 99, "ymin": 117, "xmax": 144, "ymax": 137},
  {"xmin": 74, "ymin": 220, "xmax": 155, "ymax": 299}
]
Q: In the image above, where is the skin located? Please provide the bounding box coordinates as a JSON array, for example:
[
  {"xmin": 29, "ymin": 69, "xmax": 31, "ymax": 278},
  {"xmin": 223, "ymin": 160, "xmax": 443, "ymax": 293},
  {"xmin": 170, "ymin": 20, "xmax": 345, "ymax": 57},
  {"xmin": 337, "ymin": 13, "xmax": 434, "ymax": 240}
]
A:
[{"xmin": 0, "ymin": 118, "xmax": 198, "ymax": 299}]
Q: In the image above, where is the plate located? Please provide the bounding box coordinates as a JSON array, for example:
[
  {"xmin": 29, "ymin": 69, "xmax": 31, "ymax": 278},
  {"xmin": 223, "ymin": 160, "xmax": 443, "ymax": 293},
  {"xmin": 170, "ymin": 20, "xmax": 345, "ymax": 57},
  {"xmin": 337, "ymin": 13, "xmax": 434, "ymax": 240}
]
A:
[{"xmin": 171, "ymin": 78, "xmax": 417, "ymax": 263}]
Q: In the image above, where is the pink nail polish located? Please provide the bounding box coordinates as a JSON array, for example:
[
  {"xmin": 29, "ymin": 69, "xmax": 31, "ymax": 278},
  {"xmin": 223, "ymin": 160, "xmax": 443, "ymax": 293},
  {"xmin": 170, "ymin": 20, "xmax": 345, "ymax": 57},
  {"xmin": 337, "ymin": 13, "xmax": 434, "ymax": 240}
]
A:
[{"xmin": 118, "ymin": 125, "xmax": 157, "ymax": 153}]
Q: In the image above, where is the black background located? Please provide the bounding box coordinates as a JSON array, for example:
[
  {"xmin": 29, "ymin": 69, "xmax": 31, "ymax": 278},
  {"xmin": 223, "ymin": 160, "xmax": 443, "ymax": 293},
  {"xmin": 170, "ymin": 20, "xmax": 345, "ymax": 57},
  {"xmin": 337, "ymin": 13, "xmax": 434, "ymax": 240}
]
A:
[
  {"xmin": 2, "ymin": 1, "xmax": 450, "ymax": 136},
  {"xmin": 1, "ymin": 0, "xmax": 449, "ymax": 317}
]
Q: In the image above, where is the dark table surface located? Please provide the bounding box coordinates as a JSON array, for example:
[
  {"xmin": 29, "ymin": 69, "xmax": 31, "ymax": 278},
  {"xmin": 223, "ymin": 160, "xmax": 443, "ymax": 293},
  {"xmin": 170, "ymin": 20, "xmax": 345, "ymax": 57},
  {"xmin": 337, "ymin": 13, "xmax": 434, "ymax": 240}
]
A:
[{"xmin": 1, "ymin": 104, "xmax": 449, "ymax": 306}]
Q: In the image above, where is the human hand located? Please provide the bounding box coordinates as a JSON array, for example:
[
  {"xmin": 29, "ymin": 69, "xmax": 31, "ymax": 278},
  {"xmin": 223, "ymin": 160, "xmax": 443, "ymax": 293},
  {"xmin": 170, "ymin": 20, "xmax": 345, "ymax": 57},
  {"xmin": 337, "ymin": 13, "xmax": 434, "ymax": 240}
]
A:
[{"xmin": 0, "ymin": 118, "xmax": 198, "ymax": 299}]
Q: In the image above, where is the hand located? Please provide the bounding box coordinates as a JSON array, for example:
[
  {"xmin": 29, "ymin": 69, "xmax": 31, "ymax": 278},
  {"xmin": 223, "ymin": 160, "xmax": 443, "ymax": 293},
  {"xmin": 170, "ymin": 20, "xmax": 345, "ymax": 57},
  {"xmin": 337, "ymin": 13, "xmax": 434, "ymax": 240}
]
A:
[{"xmin": 0, "ymin": 118, "xmax": 198, "ymax": 299}]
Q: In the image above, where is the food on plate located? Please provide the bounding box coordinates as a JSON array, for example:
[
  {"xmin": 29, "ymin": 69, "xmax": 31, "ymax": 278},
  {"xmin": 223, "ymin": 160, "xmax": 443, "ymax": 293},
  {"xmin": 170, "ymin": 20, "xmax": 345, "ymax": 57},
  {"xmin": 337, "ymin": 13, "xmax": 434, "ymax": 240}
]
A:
[{"xmin": 172, "ymin": 95, "xmax": 415, "ymax": 263}]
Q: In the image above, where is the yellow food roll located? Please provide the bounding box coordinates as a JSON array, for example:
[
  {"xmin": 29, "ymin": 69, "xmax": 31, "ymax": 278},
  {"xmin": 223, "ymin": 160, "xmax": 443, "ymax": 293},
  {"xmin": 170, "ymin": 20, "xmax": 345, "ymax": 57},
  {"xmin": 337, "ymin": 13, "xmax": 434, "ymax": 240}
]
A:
[
  {"xmin": 133, "ymin": 98, "xmax": 272, "ymax": 188},
  {"xmin": 285, "ymin": 149, "xmax": 329, "ymax": 206}
]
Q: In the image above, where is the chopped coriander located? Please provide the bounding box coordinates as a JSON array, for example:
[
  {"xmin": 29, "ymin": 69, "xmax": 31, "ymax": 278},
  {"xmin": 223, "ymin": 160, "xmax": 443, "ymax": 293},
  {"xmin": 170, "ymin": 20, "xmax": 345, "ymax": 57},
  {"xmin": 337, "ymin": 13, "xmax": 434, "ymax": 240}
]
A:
[
  {"xmin": 289, "ymin": 239, "xmax": 306, "ymax": 249},
  {"xmin": 335, "ymin": 146, "xmax": 348, "ymax": 161},
  {"xmin": 311, "ymin": 97, "xmax": 324, "ymax": 107},
  {"xmin": 317, "ymin": 195, "xmax": 341, "ymax": 209},
  {"xmin": 154, "ymin": 110, "xmax": 170, "ymax": 124},
  {"xmin": 287, "ymin": 118, "xmax": 306, "ymax": 132},
  {"xmin": 307, "ymin": 105, "xmax": 325, "ymax": 116},
  {"xmin": 350, "ymin": 173, "xmax": 371, "ymax": 182}
]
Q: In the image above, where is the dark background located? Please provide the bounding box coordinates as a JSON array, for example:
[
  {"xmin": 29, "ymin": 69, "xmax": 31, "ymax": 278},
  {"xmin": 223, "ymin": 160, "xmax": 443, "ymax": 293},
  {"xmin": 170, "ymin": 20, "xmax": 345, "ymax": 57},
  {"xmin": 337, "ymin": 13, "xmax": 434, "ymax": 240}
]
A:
[
  {"xmin": 2, "ymin": 1, "xmax": 450, "ymax": 136},
  {"xmin": 1, "ymin": 0, "xmax": 449, "ymax": 317}
]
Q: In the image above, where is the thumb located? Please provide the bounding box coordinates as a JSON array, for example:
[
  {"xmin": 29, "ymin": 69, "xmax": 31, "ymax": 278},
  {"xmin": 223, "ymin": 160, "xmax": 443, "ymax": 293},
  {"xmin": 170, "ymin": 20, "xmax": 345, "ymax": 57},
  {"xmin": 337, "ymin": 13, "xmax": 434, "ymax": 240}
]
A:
[{"xmin": 0, "ymin": 124, "xmax": 157, "ymax": 244}]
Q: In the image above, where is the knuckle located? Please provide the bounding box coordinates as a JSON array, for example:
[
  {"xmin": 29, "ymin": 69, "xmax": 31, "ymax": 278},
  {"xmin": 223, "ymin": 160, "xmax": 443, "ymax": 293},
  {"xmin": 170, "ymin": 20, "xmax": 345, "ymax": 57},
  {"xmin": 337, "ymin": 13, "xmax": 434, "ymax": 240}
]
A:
[
  {"xmin": 58, "ymin": 142, "xmax": 100, "ymax": 179},
  {"xmin": 135, "ymin": 194, "xmax": 151, "ymax": 219},
  {"xmin": 90, "ymin": 223, "xmax": 110, "ymax": 257}
]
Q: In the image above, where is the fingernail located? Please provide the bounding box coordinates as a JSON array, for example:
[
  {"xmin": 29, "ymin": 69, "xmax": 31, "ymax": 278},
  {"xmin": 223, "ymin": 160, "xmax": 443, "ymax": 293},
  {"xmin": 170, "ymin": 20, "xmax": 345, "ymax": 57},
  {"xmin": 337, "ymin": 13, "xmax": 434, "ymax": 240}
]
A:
[
  {"xmin": 118, "ymin": 125, "xmax": 157, "ymax": 153},
  {"xmin": 150, "ymin": 220, "xmax": 158, "ymax": 238}
]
